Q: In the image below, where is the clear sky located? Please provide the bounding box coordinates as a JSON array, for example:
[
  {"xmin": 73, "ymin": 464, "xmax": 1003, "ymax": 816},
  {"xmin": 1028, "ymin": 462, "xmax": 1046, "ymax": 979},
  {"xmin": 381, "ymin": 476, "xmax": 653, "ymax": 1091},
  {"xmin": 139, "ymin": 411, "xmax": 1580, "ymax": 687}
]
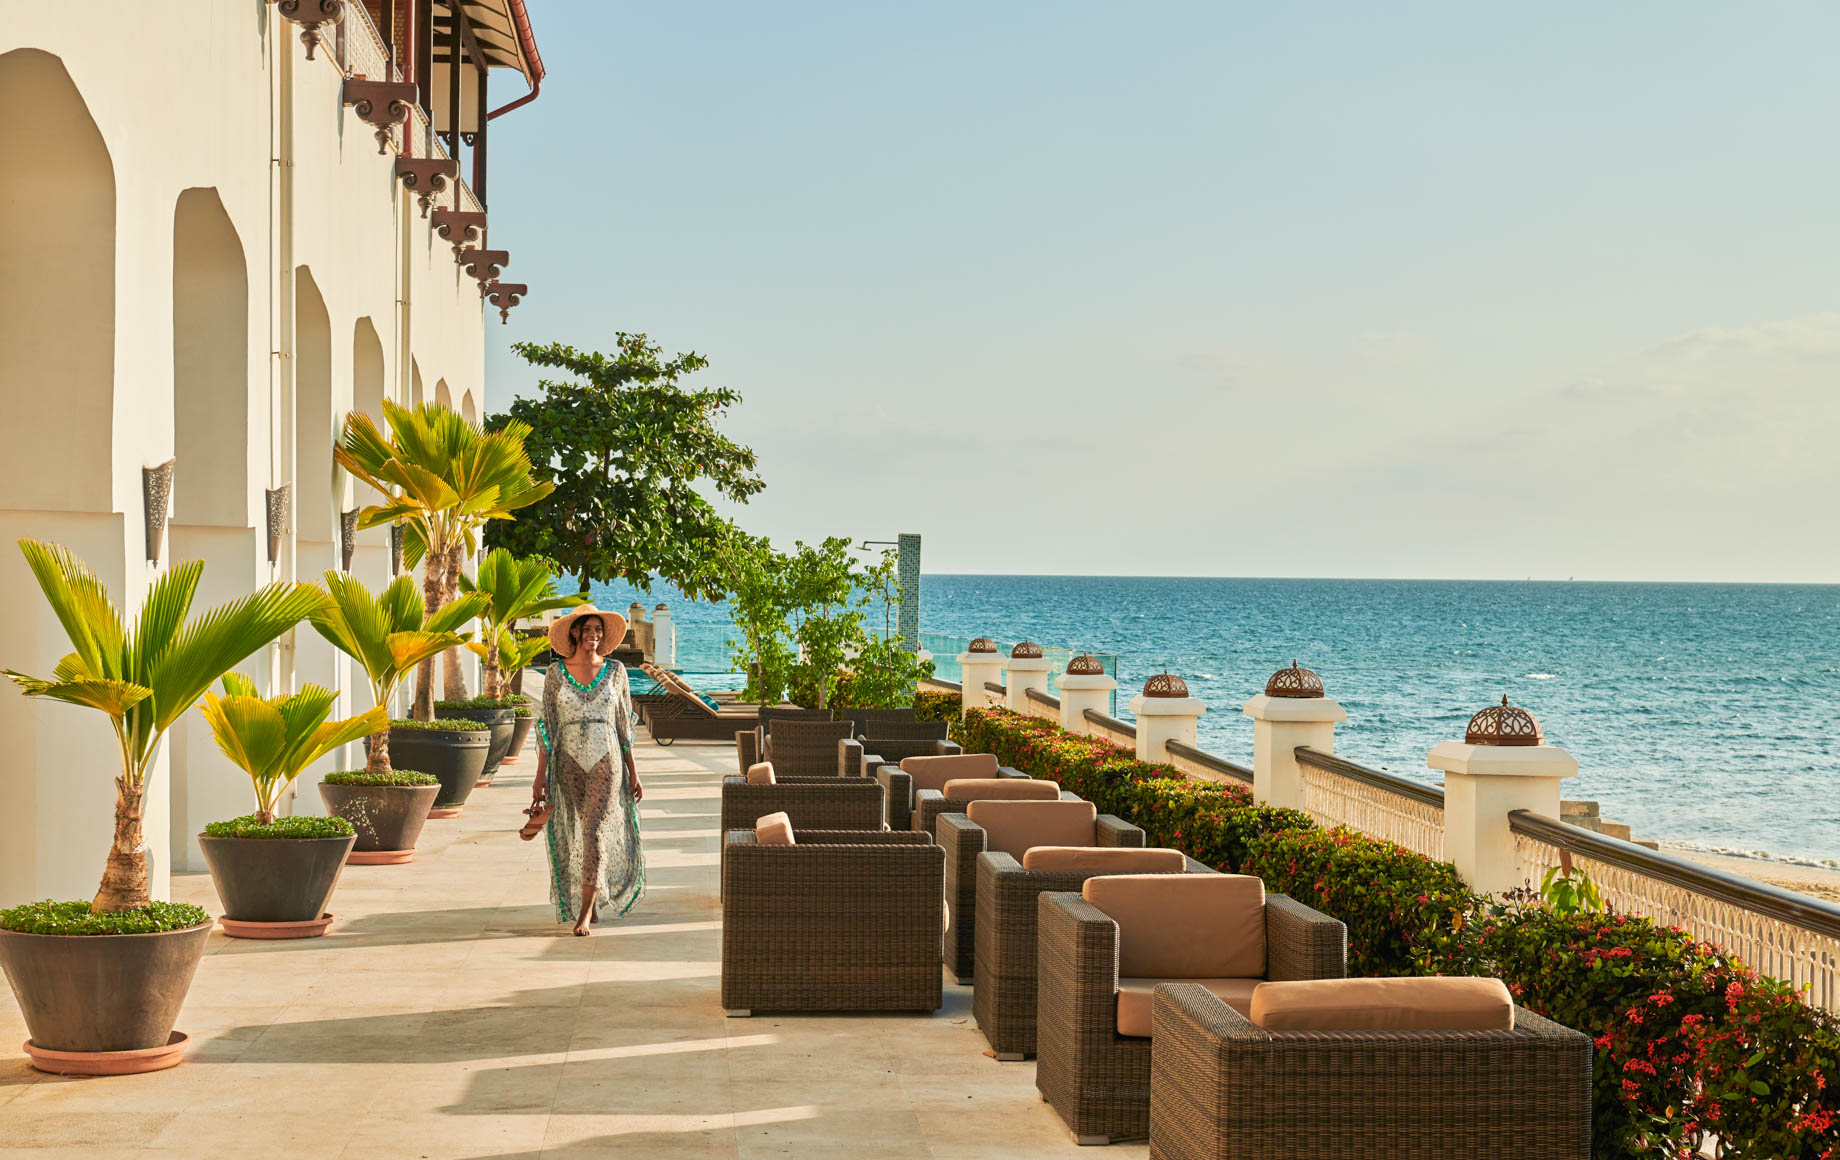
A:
[{"xmin": 482, "ymin": 2, "xmax": 1840, "ymax": 583}]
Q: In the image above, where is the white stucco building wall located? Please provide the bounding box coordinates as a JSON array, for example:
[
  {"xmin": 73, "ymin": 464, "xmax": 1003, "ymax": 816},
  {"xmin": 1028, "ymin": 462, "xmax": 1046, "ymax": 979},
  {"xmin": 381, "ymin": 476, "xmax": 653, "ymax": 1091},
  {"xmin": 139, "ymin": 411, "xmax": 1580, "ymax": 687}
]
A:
[{"xmin": 0, "ymin": 2, "xmax": 520, "ymax": 902}]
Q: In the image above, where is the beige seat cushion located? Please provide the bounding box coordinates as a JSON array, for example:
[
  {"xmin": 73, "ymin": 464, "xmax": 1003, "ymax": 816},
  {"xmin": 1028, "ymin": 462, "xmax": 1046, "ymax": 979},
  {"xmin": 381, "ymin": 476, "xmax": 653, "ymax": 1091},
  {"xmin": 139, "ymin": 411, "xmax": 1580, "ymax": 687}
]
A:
[
  {"xmin": 1022, "ymin": 846, "xmax": 1187, "ymax": 873},
  {"xmin": 745, "ymin": 762, "xmax": 776, "ymax": 786},
  {"xmin": 1116, "ymin": 978, "xmax": 1261, "ymax": 1038},
  {"xmin": 964, "ymin": 800, "xmax": 1097, "ymax": 858},
  {"xmin": 899, "ymin": 753, "xmax": 999, "ymax": 793},
  {"xmin": 754, "ymin": 812, "xmax": 794, "ymax": 846},
  {"xmin": 941, "ymin": 778, "xmax": 1061, "ymax": 803},
  {"xmin": 1083, "ymin": 874, "xmax": 1266, "ymax": 979},
  {"xmin": 1251, "ymin": 977, "xmax": 1514, "ymax": 1033}
]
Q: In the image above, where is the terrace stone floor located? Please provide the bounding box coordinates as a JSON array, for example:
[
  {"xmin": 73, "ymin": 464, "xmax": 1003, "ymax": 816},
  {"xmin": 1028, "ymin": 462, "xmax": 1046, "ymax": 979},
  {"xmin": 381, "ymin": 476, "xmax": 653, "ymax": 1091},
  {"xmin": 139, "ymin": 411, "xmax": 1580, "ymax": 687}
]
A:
[{"xmin": 0, "ymin": 726, "xmax": 1144, "ymax": 1159}]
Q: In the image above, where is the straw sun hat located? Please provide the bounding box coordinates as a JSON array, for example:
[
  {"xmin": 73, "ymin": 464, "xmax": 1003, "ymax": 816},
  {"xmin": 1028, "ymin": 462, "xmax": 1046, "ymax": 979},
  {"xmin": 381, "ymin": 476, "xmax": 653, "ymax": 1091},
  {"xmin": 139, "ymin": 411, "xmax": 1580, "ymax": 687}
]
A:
[{"xmin": 547, "ymin": 604, "xmax": 628, "ymax": 659}]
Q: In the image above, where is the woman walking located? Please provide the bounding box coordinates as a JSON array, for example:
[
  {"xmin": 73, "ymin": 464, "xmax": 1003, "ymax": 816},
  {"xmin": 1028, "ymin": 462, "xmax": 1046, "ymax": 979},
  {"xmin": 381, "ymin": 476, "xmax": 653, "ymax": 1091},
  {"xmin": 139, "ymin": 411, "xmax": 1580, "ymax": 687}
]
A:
[{"xmin": 531, "ymin": 604, "xmax": 645, "ymax": 935}]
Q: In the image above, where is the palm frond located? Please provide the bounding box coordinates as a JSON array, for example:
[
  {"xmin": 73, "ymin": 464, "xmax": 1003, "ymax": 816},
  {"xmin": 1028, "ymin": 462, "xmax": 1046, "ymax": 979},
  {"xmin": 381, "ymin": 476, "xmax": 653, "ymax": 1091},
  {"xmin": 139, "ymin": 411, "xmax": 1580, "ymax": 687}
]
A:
[
  {"xmin": 148, "ymin": 582, "xmax": 326, "ymax": 734},
  {"xmin": 4, "ymin": 673, "xmax": 151, "ymax": 716},
  {"xmin": 16, "ymin": 540, "xmax": 127, "ymax": 681},
  {"xmin": 129, "ymin": 559, "xmax": 203, "ymax": 678}
]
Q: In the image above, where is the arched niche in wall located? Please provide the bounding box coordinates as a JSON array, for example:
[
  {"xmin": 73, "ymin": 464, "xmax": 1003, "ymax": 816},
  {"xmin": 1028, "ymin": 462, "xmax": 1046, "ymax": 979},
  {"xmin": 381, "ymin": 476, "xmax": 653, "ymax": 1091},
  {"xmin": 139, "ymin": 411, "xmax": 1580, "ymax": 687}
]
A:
[
  {"xmin": 353, "ymin": 318, "xmax": 385, "ymax": 423},
  {"xmin": 435, "ymin": 378, "xmax": 452, "ymax": 411},
  {"xmin": 0, "ymin": 48, "xmax": 115, "ymax": 515},
  {"xmin": 172, "ymin": 188, "xmax": 251, "ymax": 531},
  {"xmin": 294, "ymin": 267, "xmax": 336, "ymax": 548},
  {"xmin": 412, "ymin": 359, "xmax": 425, "ymax": 407},
  {"xmin": 460, "ymin": 389, "xmax": 478, "ymax": 425}
]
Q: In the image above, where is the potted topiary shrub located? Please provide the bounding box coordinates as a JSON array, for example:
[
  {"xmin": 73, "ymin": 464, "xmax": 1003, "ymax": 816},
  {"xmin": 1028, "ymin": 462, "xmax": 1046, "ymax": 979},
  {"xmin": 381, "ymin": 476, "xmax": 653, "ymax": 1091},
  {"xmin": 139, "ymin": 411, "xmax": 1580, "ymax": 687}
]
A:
[
  {"xmin": 387, "ymin": 717, "xmax": 491, "ymax": 816},
  {"xmin": 0, "ymin": 541, "xmax": 321, "ymax": 1074},
  {"xmin": 307, "ymin": 570, "xmax": 485, "ymax": 861},
  {"xmin": 436, "ymin": 695, "xmax": 517, "ymax": 787},
  {"xmin": 503, "ymin": 691, "xmax": 535, "ymax": 765},
  {"xmin": 318, "ymin": 769, "xmax": 439, "ymax": 863},
  {"xmin": 195, "ymin": 678, "xmax": 385, "ymax": 939}
]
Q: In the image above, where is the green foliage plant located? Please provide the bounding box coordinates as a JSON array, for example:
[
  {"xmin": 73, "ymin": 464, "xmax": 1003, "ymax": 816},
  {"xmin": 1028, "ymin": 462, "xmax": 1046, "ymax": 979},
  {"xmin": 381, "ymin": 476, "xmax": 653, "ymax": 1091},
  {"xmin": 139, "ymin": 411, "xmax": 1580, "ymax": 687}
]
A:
[
  {"xmin": 199, "ymin": 675, "xmax": 386, "ymax": 826},
  {"xmin": 388, "ymin": 717, "xmax": 490, "ymax": 732},
  {"xmin": 1541, "ymin": 861, "xmax": 1608, "ymax": 917},
  {"xmin": 322, "ymin": 769, "xmax": 440, "ymax": 787},
  {"xmin": 0, "ymin": 540, "xmax": 324, "ymax": 913},
  {"xmin": 1, "ymin": 899, "xmax": 210, "ymax": 936},
  {"xmin": 486, "ymin": 336, "xmax": 764, "ymax": 599},
  {"xmin": 202, "ymin": 815, "xmax": 356, "ymax": 840},
  {"xmin": 307, "ymin": 571, "xmax": 487, "ymax": 775},
  {"xmin": 457, "ymin": 548, "xmax": 585, "ymax": 697},
  {"xmin": 335, "ymin": 401, "xmax": 552, "ymax": 717},
  {"xmin": 913, "ymin": 689, "xmax": 961, "ymax": 724}
]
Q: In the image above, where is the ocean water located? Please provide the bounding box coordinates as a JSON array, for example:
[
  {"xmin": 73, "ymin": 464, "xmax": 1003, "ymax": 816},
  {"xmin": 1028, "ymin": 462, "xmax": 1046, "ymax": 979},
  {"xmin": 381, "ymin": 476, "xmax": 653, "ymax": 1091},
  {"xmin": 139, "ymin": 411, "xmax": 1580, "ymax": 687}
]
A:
[{"xmin": 595, "ymin": 575, "xmax": 1840, "ymax": 865}]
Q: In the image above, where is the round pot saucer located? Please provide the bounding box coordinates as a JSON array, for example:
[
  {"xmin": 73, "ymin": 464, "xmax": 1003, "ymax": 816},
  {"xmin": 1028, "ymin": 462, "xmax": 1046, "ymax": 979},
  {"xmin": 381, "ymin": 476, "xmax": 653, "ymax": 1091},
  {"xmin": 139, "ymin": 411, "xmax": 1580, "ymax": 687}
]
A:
[
  {"xmin": 346, "ymin": 849, "xmax": 415, "ymax": 866},
  {"xmin": 24, "ymin": 1030, "xmax": 189, "ymax": 1075},
  {"xmin": 217, "ymin": 913, "xmax": 334, "ymax": 940}
]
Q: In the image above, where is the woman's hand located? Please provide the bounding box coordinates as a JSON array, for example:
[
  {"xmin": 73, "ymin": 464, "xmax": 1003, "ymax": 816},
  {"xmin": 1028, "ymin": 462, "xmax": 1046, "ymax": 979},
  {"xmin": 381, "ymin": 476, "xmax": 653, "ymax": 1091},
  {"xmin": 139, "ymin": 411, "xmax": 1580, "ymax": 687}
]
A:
[
  {"xmin": 626, "ymin": 754, "xmax": 642, "ymax": 802},
  {"xmin": 532, "ymin": 749, "xmax": 548, "ymax": 805}
]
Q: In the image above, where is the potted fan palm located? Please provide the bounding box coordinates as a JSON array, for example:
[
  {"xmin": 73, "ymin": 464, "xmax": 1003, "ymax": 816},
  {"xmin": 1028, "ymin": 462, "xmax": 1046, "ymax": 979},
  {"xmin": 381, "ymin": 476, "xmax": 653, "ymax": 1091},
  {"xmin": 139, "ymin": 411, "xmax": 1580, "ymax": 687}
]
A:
[
  {"xmin": 195, "ymin": 679, "xmax": 385, "ymax": 938},
  {"xmin": 308, "ymin": 570, "xmax": 489, "ymax": 846},
  {"xmin": 0, "ymin": 541, "xmax": 321, "ymax": 1074},
  {"xmin": 446, "ymin": 550, "xmax": 585, "ymax": 785}
]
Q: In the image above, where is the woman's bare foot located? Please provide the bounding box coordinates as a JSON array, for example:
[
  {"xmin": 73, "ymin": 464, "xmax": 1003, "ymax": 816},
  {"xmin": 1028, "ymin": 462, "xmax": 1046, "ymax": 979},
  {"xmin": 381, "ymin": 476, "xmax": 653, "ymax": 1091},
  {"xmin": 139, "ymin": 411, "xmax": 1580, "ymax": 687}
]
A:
[{"xmin": 573, "ymin": 917, "xmax": 591, "ymax": 937}]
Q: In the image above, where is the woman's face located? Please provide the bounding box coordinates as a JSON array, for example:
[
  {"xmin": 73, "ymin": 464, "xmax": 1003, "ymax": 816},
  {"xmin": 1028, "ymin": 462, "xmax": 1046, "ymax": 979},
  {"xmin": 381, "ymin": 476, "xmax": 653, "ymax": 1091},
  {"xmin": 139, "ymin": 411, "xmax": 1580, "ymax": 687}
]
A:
[{"xmin": 575, "ymin": 616, "xmax": 605, "ymax": 654}]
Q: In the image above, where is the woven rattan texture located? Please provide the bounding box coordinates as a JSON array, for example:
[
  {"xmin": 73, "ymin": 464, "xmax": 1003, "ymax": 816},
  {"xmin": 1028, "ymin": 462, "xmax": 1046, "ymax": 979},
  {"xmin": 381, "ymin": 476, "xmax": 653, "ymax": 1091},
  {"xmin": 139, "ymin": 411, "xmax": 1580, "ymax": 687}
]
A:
[{"xmin": 764, "ymin": 719, "xmax": 859, "ymax": 777}]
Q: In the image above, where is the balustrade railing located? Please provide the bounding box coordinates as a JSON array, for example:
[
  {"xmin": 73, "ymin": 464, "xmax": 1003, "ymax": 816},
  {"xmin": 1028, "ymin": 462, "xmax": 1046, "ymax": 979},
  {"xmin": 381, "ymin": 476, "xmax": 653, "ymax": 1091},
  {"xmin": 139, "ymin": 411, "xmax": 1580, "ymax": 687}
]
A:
[
  {"xmin": 1164, "ymin": 739, "xmax": 1253, "ymax": 787},
  {"xmin": 1294, "ymin": 746, "xmax": 1446, "ymax": 861},
  {"xmin": 342, "ymin": 0, "xmax": 391, "ymax": 81},
  {"xmin": 1510, "ymin": 811, "xmax": 1840, "ymax": 1014}
]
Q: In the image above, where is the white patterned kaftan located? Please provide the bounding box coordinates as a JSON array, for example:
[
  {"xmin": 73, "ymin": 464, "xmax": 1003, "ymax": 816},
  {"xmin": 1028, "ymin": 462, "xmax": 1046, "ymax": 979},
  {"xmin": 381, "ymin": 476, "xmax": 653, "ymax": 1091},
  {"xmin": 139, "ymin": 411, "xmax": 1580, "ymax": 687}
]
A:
[{"xmin": 538, "ymin": 659, "xmax": 645, "ymax": 922}]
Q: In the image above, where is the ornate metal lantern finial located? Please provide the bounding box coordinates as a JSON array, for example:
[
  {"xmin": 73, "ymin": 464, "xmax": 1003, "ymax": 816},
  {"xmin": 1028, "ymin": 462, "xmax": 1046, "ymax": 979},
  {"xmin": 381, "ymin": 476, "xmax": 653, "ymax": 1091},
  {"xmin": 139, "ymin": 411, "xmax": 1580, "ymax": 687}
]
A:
[
  {"xmin": 967, "ymin": 637, "xmax": 998, "ymax": 654},
  {"xmin": 142, "ymin": 459, "xmax": 174, "ymax": 565},
  {"xmin": 1465, "ymin": 696, "xmax": 1543, "ymax": 746},
  {"xmin": 1265, "ymin": 659, "xmax": 1325, "ymax": 699},
  {"xmin": 1142, "ymin": 671, "xmax": 1189, "ymax": 698},
  {"xmin": 389, "ymin": 524, "xmax": 405, "ymax": 576},
  {"xmin": 1010, "ymin": 641, "xmax": 1043, "ymax": 659},
  {"xmin": 1065, "ymin": 653, "xmax": 1105, "ymax": 676},
  {"xmin": 340, "ymin": 509, "xmax": 359, "ymax": 572}
]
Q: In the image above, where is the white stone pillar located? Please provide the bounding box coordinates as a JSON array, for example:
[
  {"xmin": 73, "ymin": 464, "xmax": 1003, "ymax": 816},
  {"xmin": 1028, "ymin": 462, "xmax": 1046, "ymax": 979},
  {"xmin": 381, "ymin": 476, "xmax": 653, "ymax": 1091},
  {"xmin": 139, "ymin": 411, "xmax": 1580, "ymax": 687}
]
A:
[
  {"xmin": 1429, "ymin": 699, "xmax": 1578, "ymax": 896},
  {"xmin": 957, "ymin": 638, "xmax": 1006, "ymax": 713},
  {"xmin": 1055, "ymin": 656, "xmax": 1118, "ymax": 735},
  {"xmin": 1242, "ymin": 663, "xmax": 1344, "ymax": 810},
  {"xmin": 1128, "ymin": 674, "xmax": 1206, "ymax": 762},
  {"xmin": 652, "ymin": 602, "xmax": 675, "ymax": 667},
  {"xmin": 1003, "ymin": 644, "xmax": 1054, "ymax": 714}
]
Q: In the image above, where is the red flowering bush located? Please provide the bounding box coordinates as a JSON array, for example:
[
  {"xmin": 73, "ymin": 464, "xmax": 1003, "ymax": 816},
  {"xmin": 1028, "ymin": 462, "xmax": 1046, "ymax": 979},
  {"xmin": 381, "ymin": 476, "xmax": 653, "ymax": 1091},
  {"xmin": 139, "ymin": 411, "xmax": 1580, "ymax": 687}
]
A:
[{"xmin": 914, "ymin": 689, "xmax": 960, "ymax": 724}]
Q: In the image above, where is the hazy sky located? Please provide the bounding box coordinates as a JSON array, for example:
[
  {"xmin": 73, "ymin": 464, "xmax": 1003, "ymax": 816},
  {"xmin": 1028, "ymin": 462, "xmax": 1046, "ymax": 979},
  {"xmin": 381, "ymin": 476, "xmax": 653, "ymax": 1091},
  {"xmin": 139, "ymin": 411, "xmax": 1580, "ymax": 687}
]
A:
[{"xmin": 482, "ymin": 3, "xmax": 1840, "ymax": 582}]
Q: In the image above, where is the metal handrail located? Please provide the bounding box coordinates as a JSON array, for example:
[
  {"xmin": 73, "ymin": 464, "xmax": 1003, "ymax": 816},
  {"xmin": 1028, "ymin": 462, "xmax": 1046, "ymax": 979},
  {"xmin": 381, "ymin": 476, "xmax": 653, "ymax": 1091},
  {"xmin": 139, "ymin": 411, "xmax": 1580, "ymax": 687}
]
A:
[
  {"xmin": 1165, "ymin": 739, "xmax": 1253, "ymax": 784},
  {"xmin": 1509, "ymin": 810, "xmax": 1840, "ymax": 941},
  {"xmin": 1294, "ymin": 746, "xmax": 1445, "ymax": 809},
  {"xmin": 985, "ymin": 681, "xmax": 1006, "ymax": 696},
  {"xmin": 1083, "ymin": 707, "xmax": 1137, "ymax": 738},
  {"xmin": 1025, "ymin": 687, "xmax": 1060, "ymax": 710},
  {"xmin": 920, "ymin": 677, "xmax": 961, "ymax": 693}
]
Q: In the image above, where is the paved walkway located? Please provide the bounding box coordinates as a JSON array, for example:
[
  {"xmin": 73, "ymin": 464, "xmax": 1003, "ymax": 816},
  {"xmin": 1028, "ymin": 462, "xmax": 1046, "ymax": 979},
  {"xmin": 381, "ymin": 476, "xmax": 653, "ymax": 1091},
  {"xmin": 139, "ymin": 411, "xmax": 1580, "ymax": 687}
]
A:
[{"xmin": 0, "ymin": 724, "xmax": 1146, "ymax": 1159}]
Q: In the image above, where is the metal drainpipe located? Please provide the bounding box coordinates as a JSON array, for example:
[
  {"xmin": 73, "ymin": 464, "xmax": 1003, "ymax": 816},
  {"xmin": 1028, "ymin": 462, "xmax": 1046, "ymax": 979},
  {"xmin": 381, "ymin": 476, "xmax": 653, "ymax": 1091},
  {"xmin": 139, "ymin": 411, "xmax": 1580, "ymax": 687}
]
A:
[{"xmin": 274, "ymin": 12, "xmax": 298, "ymax": 693}]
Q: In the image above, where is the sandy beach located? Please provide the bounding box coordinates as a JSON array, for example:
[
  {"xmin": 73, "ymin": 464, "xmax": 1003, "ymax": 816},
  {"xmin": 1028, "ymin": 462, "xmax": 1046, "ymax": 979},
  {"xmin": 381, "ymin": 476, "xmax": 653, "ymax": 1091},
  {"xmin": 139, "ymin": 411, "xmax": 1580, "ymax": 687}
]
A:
[{"xmin": 1673, "ymin": 849, "xmax": 1840, "ymax": 905}]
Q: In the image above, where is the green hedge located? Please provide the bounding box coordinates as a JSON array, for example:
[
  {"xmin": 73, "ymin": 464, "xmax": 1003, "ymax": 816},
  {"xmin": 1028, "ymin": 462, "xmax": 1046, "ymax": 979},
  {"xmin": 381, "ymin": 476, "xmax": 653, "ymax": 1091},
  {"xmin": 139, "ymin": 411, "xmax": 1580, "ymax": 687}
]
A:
[
  {"xmin": 0, "ymin": 899, "xmax": 210, "ymax": 936},
  {"xmin": 914, "ymin": 688, "xmax": 960, "ymax": 724},
  {"xmin": 959, "ymin": 705, "xmax": 1840, "ymax": 1159}
]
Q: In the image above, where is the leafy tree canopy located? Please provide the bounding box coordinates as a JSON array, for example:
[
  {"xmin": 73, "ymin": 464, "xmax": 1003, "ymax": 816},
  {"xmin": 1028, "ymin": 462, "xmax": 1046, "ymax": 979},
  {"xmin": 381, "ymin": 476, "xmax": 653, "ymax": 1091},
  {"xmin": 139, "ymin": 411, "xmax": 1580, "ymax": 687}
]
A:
[{"xmin": 485, "ymin": 335, "xmax": 763, "ymax": 600}]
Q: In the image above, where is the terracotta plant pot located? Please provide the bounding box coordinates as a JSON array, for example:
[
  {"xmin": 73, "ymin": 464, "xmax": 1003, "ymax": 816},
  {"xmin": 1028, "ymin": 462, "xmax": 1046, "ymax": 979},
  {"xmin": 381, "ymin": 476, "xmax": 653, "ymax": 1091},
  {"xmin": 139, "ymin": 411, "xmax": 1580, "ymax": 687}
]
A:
[
  {"xmin": 443, "ymin": 705, "xmax": 516, "ymax": 786},
  {"xmin": 0, "ymin": 922, "xmax": 211, "ymax": 1054},
  {"xmin": 386, "ymin": 726, "xmax": 489, "ymax": 813},
  {"xmin": 318, "ymin": 782, "xmax": 439, "ymax": 862},
  {"xmin": 502, "ymin": 715, "xmax": 534, "ymax": 764},
  {"xmin": 197, "ymin": 833, "xmax": 356, "ymax": 933}
]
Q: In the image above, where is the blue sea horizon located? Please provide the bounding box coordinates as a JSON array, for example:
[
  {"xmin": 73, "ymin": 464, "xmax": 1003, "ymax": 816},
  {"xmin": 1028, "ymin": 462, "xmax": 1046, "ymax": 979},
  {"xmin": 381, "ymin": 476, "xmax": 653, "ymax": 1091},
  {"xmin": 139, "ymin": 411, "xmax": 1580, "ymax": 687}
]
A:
[{"xmin": 593, "ymin": 573, "xmax": 1840, "ymax": 866}]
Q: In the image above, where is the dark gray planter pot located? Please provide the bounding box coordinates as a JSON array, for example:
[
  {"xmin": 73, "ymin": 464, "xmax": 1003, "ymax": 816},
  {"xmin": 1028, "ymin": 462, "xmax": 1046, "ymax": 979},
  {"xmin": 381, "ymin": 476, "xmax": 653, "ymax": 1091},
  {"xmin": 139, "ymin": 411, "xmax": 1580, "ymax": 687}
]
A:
[
  {"xmin": 443, "ymin": 705, "xmax": 515, "ymax": 785},
  {"xmin": 197, "ymin": 834, "xmax": 356, "ymax": 923},
  {"xmin": 317, "ymin": 782, "xmax": 439, "ymax": 853},
  {"xmin": 505, "ymin": 715, "xmax": 535, "ymax": 763},
  {"xmin": 0, "ymin": 922, "xmax": 211, "ymax": 1052},
  {"xmin": 387, "ymin": 726, "xmax": 489, "ymax": 809}
]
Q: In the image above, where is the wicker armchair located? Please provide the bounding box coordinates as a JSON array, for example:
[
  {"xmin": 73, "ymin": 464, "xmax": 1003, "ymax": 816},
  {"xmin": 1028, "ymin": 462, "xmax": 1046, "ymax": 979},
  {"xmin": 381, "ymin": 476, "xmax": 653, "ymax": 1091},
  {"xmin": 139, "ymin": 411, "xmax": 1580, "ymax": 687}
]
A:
[
  {"xmin": 851, "ymin": 707, "xmax": 918, "ymax": 734},
  {"xmin": 719, "ymin": 775, "xmax": 885, "ymax": 886},
  {"xmin": 1148, "ymin": 984, "xmax": 1593, "ymax": 1159},
  {"xmin": 841, "ymin": 720, "xmax": 960, "ymax": 778},
  {"xmin": 736, "ymin": 706, "xmax": 836, "ymax": 774},
  {"xmin": 973, "ymin": 847, "xmax": 1213, "ymax": 1059},
  {"xmin": 1036, "ymin": 880, "xmax": 1346, "ymax": 1145},
  {"xmin": 912, "ymin": 778, "xmax": 1074, "ymax": 843},
  {"xmin": 761, "ymin": 719, "xmax": 858, "ymax": 778},
  {"xmin": 721, "ymin": 829, "xmax": 944, "ymax": 1015},
  {"xmin": 937, "ymin": 801, "xmax": 1144, "ymax": 984},
  {"xmin": 874, "ymin": 752, "xmax": 1002, "ymax": 830}
]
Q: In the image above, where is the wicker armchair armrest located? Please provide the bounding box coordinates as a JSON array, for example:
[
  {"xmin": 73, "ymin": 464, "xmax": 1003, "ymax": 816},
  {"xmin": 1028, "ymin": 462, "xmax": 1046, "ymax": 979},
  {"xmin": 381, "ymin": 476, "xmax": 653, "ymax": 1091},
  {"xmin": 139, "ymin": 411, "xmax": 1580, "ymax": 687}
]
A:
[
  {"xmin": 737, "ymin": 729, "xmax": 760, "ymax": 775},
  {"xmin": 1094, "ymin": 814, "xmax": 1146, "ymax": 848},
  {"xmin": 997, "ymin": 766, "xmax": 1030, "ymax": 779},
  {"xmin": 839, "ymin": 737, "xmax": 864, "ymax": 779},
  {"xmin": 718, "ymin": 777, "xmax": 886, "ymax": 836},
  {"xmin": 934, "ymin": 739, "xmax": 964, "ymax": 758},
  {"xmin": 939, "ymin": 812, "xmax": 991, "ymax": 975},
  {"xmin": 876, "ymin": 765, "xmax": 914, "ymax": 831},
  {"xmin": 1262, "ymin": 893, "xmax": 1347, "ymax": 981},
  {"xmin": 1037, "ymin": 891, "xmax": 1121, "ymax": 1050},
  {"xmin": 912, "ymin": 789, "xmax": 967, "ymax": 839}
]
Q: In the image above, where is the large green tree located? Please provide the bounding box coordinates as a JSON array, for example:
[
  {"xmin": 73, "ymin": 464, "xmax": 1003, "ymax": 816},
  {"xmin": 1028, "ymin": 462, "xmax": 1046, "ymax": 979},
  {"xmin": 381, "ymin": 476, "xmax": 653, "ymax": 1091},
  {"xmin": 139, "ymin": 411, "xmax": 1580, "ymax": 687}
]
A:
[{"xmin": 485, "ymin": 335, "xmax": 763, "ymax": 599}]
